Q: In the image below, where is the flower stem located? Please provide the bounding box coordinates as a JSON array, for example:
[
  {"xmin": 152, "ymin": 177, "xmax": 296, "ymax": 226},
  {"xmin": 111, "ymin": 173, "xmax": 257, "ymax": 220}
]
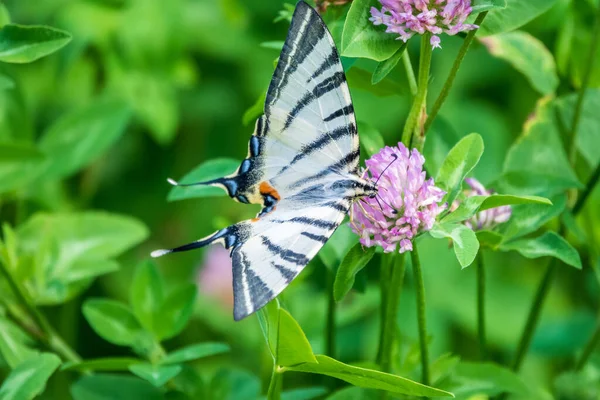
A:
[
  {"xmin": 576, "ymin": 318, "xmax": 600, "ymax": 371},
  {"xmin": 511, "ymin": 259, "xmax": 558, "ymax": 372},
  {"xmin": 0, "ymin": 261, "xmax": 81, "ymax": 363},
  {"xmin": 476, "ymin": 252, "xmax": 486, "ymax": 360},
  {"xmin": 403, "ymin": 51, "xmax": 418, "ymax": 97},
  {"xmin": 402, "ymin": 33, "xmax": 433, "ymax": 152},
  {"xmin": 424, "ymin": 12, "xmax": 488, "ymax": 134},
  {"xmin": 266, "ymin": 368, "xmax": 283, "ymax": 400},
  {"xmin": 412, "ymin": 244, "xmax": 430, "ymax": 385},
  {"xmin": 568, "ymin": 3, "xmax": 600, "ymax": 165},
  {"xmin": 325, "ymin": 267, "xmax": 337, "ymax": 359},
  {"xmin": 379, "ymin": 254, "xmax": 406, "ymax": 375},
  {"xmin": 573, "ymin": 161, "xmax": 600, "ymax": 215}
]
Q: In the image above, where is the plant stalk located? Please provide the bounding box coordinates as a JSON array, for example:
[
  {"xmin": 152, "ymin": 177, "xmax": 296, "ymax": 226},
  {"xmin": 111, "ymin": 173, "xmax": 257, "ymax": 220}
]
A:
[
  {"xmin": 402, "ymin": 33, "xmax": 433, "ymax": 151},
  {"xmin": 576, "ymin": 318, "xmax": 600, "ymax": 371},
  {"xmin": 424, "ymin": 12, "xmax": 488, "ymax": 134},
  {"xmin": 403, "ymin": 51, "xmax": 418, "ymax": 97},
  {"xmin": 476, "ymin": 252, "xmax": 486, "ymax": 360},
  {"xmin": 0, "ymin": 260, "xmax": 81, "ymax": 363},
  {"xmin": 266, "ymin": 368, "xmax": 283, "ymax": 400},
  {"xmin": 326, "ymin": 267, "xmax": 337, "ymax": 359},
  {"xmin": 511, "ymin": 259, "xmax": 557, "ymax": 372},
  {"xmin": 412, "ymin": 244, "xmax": 430, "ymax": 385},
  {"xmin": 568, "ymin": 3, "xmax": 600, "ymax": 165},
  {"xmin": 379, "ymin": 254, "xmax": 406, "ymax": 375}
]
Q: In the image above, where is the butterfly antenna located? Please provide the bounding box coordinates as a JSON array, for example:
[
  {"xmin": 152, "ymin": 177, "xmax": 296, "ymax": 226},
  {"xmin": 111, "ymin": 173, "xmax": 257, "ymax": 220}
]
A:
[{"xmin": 373, "ymin": 153, "xmax": 398, "ymax": 186}]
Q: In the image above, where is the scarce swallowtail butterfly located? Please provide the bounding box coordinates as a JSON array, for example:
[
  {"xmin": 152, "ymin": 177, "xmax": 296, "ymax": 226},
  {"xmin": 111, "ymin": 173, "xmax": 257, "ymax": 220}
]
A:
[{"xmin": 152, "ymin": 1, "xmax": 379, "ymax": 321}]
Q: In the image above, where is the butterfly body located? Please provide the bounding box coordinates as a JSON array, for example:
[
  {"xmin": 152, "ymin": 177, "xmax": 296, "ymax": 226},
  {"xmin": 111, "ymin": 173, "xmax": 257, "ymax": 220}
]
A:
[{"xmin": 152, "ymin": 1, "xmax": 376, "ymax": 320}]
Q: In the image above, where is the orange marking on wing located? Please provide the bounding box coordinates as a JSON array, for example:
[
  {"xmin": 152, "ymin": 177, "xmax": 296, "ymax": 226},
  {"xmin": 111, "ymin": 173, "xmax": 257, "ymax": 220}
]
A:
[
  {"xmin": 251, "ymin": 218, "xmax": 260, "ymax": 222},
  {"xmin": 259, "ymin": 181, "xmax": 281, "ymax": 201}
]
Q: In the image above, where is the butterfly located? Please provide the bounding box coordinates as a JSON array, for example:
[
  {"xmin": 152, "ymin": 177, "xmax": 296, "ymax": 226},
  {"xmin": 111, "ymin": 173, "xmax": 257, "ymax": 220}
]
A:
[{"xmin": 152, "ymin": 0, "xmax": 377, "ymax": 321}]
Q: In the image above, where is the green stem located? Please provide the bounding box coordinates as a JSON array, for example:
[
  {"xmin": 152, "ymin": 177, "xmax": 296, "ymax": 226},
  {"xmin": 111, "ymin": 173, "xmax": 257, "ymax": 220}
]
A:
[
  {"xmin": 0, "ymin": 260, "xmax": 81, "ymax": 363},
  {"xmin": 412, "ymin": 244, "xmax": 430, "ymax": 385},
  {"xmin": 424, "ymin": 12, "xmax": 488, "ymax": 134},
  {"xmin": 266, "ymin": 368, "xmax": 283, "ymax": 400},
  {"xmin": 568, "ymin": 3, "xmax": 600, "ymax": 165},
  {"xmin": 402, "ymin": 51, "xmax": 418, "ymax": 97},
  {"xmin": 511, "ymin": 260, "xmax": 558, "ymax": 372},
  {"xmin": 325, "ymin": 268, "xmax": 337, "ymax": 359},
  {"xmin": 576, "ymin": 318, "xmax": 600, "ymax": 371},
  {"xmin": 476, "ymin": 252, "xmax": 486, "ymax": 360},
  {"xmin": 377, "ymin": 255, "xmax": 393, "ymax": 365},
  {"xmin": 401, "ymin": 33, "xmax": 433, "ymax": 151},
  {"xmin": 573, "ymin": 161, "xmax": 600, "ymax": 215},
  {"xmin": 379, "ymin": 254, "xmax": 406, "ymax": 374}
]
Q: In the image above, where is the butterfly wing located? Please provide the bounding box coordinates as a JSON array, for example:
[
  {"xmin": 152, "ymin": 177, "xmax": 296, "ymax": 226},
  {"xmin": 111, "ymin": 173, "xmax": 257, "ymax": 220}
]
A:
[{"xmin": 176, "ymin": 1, "xmax": 359, "ymax": 208}]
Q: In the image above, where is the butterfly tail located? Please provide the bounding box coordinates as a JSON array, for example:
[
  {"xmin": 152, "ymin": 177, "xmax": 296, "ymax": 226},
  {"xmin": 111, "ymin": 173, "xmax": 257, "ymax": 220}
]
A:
[{"xmin": 150, "ymin": 226, "xmax": 240, "ymax": 258}]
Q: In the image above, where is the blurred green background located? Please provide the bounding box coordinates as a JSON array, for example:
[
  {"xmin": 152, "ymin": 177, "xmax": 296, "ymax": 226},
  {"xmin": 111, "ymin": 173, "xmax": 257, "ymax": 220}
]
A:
[{"xmin": 1, "ymin": 0, "xmax": 600, "ymax": 398}]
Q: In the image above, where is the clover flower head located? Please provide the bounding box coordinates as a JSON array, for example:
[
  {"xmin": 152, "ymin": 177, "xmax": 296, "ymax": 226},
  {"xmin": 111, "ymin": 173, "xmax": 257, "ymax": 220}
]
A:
[
  {"xmin": 369, "ymin": 0, "xmax": 478, "ymax": 49},
  {"xmin": 350, "ymin": 143, "xmax": 446, "ymax": 253},
  {"xmin": 456, "ymin": 177, "xmax": 512, "ymax": 231}
]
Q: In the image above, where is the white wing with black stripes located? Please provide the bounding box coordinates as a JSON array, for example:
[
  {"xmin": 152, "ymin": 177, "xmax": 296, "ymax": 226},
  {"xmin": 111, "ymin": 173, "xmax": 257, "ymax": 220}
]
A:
[{"xmin": 151, "ymin": 1, "xmax": 377, "ymax": 321}]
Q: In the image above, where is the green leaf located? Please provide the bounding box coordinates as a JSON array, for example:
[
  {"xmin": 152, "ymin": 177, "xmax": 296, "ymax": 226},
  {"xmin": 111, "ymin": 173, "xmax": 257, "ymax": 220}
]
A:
[
  {"xmin": 346, "ymin": 67, "xmax": 406, "ymax": 97},
  {"xmin": 0, "ymin": 4, "xmax": 10, "ymax": 28},
  {"xmin": 318, "ymin": 224, "xmax": 356, "ymax": 271},
  {"xmin": 430, "ymin": 223, "xmax": 480, "ymax": 268},
  {"xmin": 61, "ymin": 358, "xmax": 144, "ymax": 372},
  {"xmin": 279, "ymin": 387, "xmax": 328, "ymax": 400},
  {"xmin": 334, "ymin": 243, "xmax": 376, "ymax": 302},
  {"xmin": 476, "ymin": 230, "xmax": 504, "ymax": 249},
  {"xmin": 167, "ymin": 158, "xmax": 240, "ymax": 201},
  {"xmin": 243, "ymin": 93, "xmax": 266, "ymax": 126},
  {"xmin": 436, "ymin": 133, "xmax": 484, "ymax": 205},
  {"xmin": 0, "ymin": 142, "xmax": 44, "ymax": 162},
  {"xmin": 341, "ymin": 0, "xmax": 403, "ymax": 61},
  {"xmin": 162, "ymin": 342, "xmax": 230, "ymax": 365},
  {"xmin": 129, "ymin": 363, "xmax": 183, "ymax": 387},
  {"xmin": 501, "ymin": 194, "xmax": 567, "ymax": 240},
  {"xmin": 555, "ymin": 88, "xmax": 600, "ymax": 167},
  {"xmin": 277, "ymin": 308, "xmax": 318, "ymax": 367},
  {"xmin": 0, "ymin": 353, "xmax": 61, "ymax": 400},
  {"xmin": 0, "ymin": 318, "xmax": 38, "ymax": 369},
  {"xmin": 448, "ymin": 362, "xmax": 529, "ymax": 397},
  {"xmin": 38, "ymin": 98, "xmax": 131, "ymax": 179},
  {"xmin": 502, "ymin": 99, "xmax": 581, "ymax": 196},
  {"xmin": 71, "ymin": 374, "xmax": 163, "ymax": 400},
  {"xmin": 477, "ymin": 0, "xmax": 559, "ymax": 36},
  {"xmin": 287, "ymin": 355, "xmax": 453, "ymax": 397},
  {"xmin": 358, "ymin": 121, "xmax": 385, "ymax": 158},
  {"xmin": 18, "ymin": 212, "xmax": 148, "ymax": 262},
  {"xmin": 442, "ymin": 194, "xmax": 551, "ymax": 224},
  {"xmin": 257, "ymin": 300, "xmax": 317, "ymax": 367},
  {"xmin": 471, "ymin": 0, "xmax": 507, "ymax": 13},
  {"xmin": 499, "ymin": 231, "xmax": 582, "ymax": 269},
  {"xmin": 208, "ymin": 369, "xmax": 261, "ymax": 400},
  {"xmin": 155, "ymin": 284, "xmax": 197, "ymax": 340},
  {"xmin": 82, "ymin": 299, "xmax": 143, "ymax": 346},
  {"xmin": 371, "ymin": 43, "xmax": 407, "ymax": 85},
  {"xmin": 0, "ymin": 24, "xmax": 71, "ymax": 63},
  {"xmin": 480, "ymin": 31, "xmax": 558, "ymax": 95},
  {"xmin": 130, "ymin": 261, "xmax": 164, "ymax": 336}
]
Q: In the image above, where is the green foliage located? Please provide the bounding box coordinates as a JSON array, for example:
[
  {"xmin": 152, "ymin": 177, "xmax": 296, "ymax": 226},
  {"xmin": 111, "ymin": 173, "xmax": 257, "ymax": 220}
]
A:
[
  {"xmin": 471, "ymin": 0, "xmax": 507, "ymax": 14},
  {"xmin": 443, "ymin": 362, "xmax": 530, "ymax": 398},
  {"xmin": 430, "ymin": 222, "xmax": 480, "ymax": 268},
  {"xmin": 333, "ymin": 243, "xmax": 376, "ymax": 301},
  {"xmin": 478, "ymin": 0, "xmax": 559, "ymax": 36},
  {"xmin": 442, "ymin": 194, "xmax": 551, "ymax": 224},
  {"xmin": 71, "ymin": 374, "xmax": 162, "ymax": 400},
  {"xmin": 436, "ymin": 133, "xmax": 484, "ymax": 205},
  {"xmin": 500, "ymin": 231, "xmax": 582, "ymax": 269},
  {"xmin": 83, "ymin": 299, "xmax": 144, "ymax": 346},
  {"xmin": 0, "ymin": 24, "xmax": 71, "ymax": 63},
  {"xmin": 0, "ymin": 353, "xmax": 61, "ymax": 400},
  {"xmin": 371, "ymin": 43, "xmax": 408, "ymax": 85},
  {"xmin": 357, "ymin": 121, "xmax": 385, "ymax": 157},
  {"xmin": 161, "ymin": 343, "xmax": 230, "ymax": 365},
  {"xmin": 341, "ymin": 0, "xmax": 404, "ymax": 61},
  {"xmin": 129, "ymin": 363, "xmax": 183, "ymax": 387},
  {"xmin": 481, "ymin": 31, "xmax": 559, "ymax": 95}
]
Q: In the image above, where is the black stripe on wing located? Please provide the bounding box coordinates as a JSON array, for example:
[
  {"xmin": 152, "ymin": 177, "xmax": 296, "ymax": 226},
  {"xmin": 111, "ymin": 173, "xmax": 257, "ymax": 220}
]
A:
[
  {"xmin": 265, "ymin": 1, "xmax": 325, "ymax": 113},
  {"xmin": 289, "ymin": 149, "xmax": 360, "ymax": 189}
]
